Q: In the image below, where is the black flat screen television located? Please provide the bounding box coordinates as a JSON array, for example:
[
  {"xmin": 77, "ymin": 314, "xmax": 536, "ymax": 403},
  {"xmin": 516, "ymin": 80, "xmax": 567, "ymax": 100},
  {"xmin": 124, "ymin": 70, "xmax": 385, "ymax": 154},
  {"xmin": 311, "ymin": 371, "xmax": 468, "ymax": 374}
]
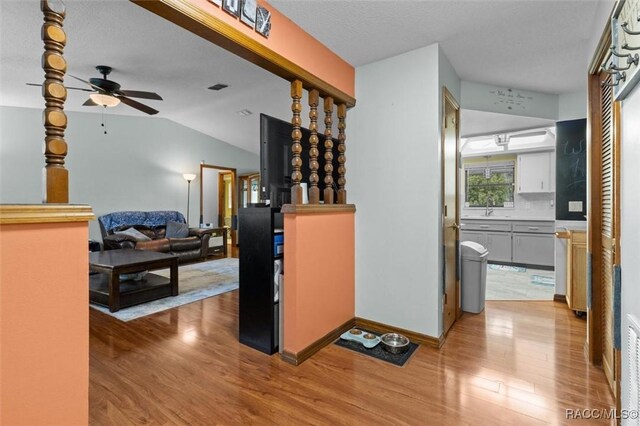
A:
[{"xmin": 260, "ymin": 113, "xmax": 340, "ymax": 208}]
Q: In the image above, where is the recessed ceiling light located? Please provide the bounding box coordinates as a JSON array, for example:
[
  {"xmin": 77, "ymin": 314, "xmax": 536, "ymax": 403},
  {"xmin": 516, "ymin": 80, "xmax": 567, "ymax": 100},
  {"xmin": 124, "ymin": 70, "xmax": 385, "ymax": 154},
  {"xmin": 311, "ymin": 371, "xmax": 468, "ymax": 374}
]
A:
[
  {"xmin": 208, "ymin": 83, "xmax": 228, "ymax": 91},
  {"xmin": 237, "ymin": 109, "xmax": 253, "ymax": 117}
]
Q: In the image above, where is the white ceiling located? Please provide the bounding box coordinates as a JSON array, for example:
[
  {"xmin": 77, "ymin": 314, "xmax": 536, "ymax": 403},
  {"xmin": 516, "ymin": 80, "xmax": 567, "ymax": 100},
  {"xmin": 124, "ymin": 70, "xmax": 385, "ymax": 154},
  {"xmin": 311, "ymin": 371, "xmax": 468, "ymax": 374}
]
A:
[
  {"xmin": 0, "ymin": 0, "xmax": 291, "ymax": 155},
  {"xmin": 0, "ymin": 0, "xmax": 614, "ymax": 154},
  {"xmin": 270, "ymin": 0, "xmax": 611, "ymax": 94}
]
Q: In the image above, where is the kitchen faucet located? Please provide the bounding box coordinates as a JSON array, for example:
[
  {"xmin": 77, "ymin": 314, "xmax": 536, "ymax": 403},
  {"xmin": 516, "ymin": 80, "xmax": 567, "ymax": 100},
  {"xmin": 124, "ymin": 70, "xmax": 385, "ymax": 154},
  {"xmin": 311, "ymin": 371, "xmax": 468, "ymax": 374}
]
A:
[{"xmin": 485, "ymin": 197, "xmax": 495, "ymax": 216}]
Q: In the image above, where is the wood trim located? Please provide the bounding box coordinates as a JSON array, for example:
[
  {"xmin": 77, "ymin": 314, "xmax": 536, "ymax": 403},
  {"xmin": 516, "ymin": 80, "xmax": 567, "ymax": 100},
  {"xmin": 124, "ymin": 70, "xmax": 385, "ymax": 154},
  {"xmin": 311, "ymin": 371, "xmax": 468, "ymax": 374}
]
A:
[
  {"xmin": 280, "ymin": 318, "xmax": 355, "ymax": 366},
  {"xmin": 280, "ymin": 204, "xmax": 356, "ymax": 214},
  {"xmin": 199, "ymin": 164, "xmax": 237, "ymax": 243},
  {"xmin": 0, "ymin": 204, "xmax": 94, "ymax": 224},
  {"xmin": 355, "ymin": 317, "xmax": 444, "ymax": 349},
  {"xmin": 131, "ymin": 0, "xmax": 356, "ymax": 108},
  {"xmin": 554, "ymin": 294, "xmax": 567, "ymax": 303}
]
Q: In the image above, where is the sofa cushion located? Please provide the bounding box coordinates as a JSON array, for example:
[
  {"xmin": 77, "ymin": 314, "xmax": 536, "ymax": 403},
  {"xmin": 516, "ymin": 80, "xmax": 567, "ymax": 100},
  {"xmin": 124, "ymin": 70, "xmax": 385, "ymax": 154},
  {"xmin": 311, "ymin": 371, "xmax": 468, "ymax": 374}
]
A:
[
  {"xmin": 135, "ymin": 238, "xmax": 171, "ymax": 253},
  {"xmin": 114, "ymin": 227, "xmax": 152, "ymax": 242},
  {"xmin": 169, "ymin": 236, "xmax": 201, "ymax": 251},
  {"xmin": 166, "ymin": 220, "xmax": 189, "ymax": 238}
]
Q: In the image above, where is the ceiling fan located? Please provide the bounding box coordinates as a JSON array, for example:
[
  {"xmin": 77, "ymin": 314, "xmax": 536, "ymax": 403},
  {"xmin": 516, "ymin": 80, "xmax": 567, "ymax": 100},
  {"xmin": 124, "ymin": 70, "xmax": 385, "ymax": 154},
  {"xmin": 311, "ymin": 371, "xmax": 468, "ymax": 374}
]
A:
[{"xmin": 28, "ymin": 65, "xmax": 162, "ymax": 115}]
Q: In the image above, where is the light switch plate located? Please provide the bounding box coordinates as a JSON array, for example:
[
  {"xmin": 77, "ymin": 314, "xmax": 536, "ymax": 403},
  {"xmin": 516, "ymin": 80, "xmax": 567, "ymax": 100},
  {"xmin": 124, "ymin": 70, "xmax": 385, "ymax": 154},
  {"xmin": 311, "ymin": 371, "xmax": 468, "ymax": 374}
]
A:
[{"xmin": 569, "ymin": 201, "xmax": 583, "ymax": 212}]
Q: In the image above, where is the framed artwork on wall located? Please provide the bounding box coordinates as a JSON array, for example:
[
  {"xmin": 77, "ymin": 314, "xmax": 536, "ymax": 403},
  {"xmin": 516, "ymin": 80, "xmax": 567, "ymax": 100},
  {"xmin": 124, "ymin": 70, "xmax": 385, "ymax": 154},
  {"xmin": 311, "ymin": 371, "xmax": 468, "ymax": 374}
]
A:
[
  {"xmin": 240, "ymin": 0, "xmax": 257, "ymax": 28},
  {"xmin": 222, "ymin": 0, "xmax": 240, "ymax": 17},
  {"xmin": 255, "ymin": 5, "xmax": 271, "ymax": 38},
  {"xmin": 207, "ymin": 0, "xmax": 222, "ymax": 6}
]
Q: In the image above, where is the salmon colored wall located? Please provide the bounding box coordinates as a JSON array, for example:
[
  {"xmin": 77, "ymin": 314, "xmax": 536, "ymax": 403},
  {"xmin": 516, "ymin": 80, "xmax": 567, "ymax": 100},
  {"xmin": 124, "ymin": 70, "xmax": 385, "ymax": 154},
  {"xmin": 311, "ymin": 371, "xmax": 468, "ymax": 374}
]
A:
[
  {"xmin": 0, "ymin": 222, "xmax": 89, "ymax": 426},
  {"xmin": 283, "ymin": 212, "xmax": 355, "ymax": 354},
  {"xmin": 187, "ymin": 0, "xmax": 355, "ymax": 98}
]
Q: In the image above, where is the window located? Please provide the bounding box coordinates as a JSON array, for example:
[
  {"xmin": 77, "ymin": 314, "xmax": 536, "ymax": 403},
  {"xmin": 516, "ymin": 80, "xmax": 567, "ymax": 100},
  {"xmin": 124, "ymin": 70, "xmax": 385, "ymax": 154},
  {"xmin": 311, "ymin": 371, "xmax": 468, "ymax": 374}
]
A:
[{"xmin": 465, "ymin": 163, "xmax": 515, "ymax": 208}]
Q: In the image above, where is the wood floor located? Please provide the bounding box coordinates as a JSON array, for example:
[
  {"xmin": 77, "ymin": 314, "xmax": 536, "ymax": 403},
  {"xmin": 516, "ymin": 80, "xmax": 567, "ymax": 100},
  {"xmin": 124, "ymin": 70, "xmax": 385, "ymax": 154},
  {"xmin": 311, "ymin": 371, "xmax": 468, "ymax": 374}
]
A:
[{"xmin": 90, "ymin": 294, "xmax": 614, "ymax": 425}]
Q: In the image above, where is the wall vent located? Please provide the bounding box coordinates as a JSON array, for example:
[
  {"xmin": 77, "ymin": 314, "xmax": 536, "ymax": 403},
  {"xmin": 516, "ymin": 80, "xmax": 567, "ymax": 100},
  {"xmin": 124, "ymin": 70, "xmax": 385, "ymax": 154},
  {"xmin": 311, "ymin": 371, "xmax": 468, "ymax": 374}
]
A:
[{"xmin": 208, "ymin": 83, "xmax": 228, "ymax": 91}]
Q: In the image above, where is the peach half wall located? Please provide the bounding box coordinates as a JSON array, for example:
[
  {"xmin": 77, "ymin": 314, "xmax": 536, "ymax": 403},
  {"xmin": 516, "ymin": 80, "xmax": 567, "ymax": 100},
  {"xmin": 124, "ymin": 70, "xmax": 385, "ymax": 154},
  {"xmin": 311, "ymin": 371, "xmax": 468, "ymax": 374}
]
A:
[
  {"xmin": 0, "ymin": 205, "xmax": 93, "ymax": 426},
  {"xmin": 283, "ymin": 210, "xmax": 355, "ymax": 354}
]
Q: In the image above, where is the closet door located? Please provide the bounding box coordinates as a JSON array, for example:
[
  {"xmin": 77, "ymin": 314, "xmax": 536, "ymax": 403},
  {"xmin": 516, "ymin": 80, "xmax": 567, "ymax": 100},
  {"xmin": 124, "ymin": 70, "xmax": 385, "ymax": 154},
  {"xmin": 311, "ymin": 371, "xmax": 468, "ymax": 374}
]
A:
[{"xmin": 598, "ymin": 70, "xmax": 620, "ymax": 395}]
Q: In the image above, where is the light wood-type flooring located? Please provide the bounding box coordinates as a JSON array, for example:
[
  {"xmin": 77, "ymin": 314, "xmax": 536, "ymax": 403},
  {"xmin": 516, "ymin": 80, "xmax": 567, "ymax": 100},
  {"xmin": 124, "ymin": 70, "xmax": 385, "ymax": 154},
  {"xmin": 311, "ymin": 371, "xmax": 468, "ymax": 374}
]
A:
[{"xmin": 90, "ymin": 294, "xmax": 614, "ymax": 425}]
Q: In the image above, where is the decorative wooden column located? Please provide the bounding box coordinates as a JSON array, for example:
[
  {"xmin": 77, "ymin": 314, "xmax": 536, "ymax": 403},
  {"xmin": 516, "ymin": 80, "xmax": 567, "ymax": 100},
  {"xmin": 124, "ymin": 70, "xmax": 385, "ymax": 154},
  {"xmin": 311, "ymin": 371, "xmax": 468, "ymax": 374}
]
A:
[
  {"xmin": 337, "ymin": 104, "xmax": 347, "ymax": 204},
  {"xmin": 290, "ymin": 80, "xmax": 303, "ymax": 204},
  {"xmin": 323, "ymin": 97, "xmax": 335, "ymax": 204},
  {"xmin": 41, "ymin": 0, "xmax": 69, "ymax": 203},
  {"xmin": 308, "ymin": 90, "xmax": 320, "ymax": 204}
]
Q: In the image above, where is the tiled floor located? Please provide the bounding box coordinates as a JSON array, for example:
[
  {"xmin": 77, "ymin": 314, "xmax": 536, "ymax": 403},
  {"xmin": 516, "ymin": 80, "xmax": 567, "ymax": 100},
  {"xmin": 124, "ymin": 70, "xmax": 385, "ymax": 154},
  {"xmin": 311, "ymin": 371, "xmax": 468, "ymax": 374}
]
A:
[{"xmin": 486, "ymin": 264, "xmax": 555, "ymax": 301}]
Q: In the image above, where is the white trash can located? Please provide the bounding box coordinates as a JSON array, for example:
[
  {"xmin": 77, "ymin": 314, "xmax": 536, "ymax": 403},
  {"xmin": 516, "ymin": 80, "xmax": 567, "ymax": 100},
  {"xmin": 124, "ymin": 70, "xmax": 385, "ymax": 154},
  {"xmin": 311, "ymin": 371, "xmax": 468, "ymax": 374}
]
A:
[{"xmin": 460, "ymin": 241, "xmax": 488, "ymax": 314}]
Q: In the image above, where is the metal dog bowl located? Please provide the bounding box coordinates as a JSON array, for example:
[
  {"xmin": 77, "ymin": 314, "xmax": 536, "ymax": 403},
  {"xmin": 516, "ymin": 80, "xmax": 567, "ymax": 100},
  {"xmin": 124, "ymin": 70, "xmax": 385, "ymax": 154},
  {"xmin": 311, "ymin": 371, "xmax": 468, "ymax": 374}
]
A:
[{"xmin": 380, "ymin": 333, "xmax": 410, "ymax": 354}]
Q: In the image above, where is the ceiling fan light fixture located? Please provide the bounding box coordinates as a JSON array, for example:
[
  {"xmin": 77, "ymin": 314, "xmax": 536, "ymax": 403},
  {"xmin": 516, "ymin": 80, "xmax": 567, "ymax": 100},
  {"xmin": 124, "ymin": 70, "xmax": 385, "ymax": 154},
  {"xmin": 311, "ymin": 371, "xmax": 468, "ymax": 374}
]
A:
[{"xmin": 90, "ymin": 93, "xmax": 120, "ymax": 107}]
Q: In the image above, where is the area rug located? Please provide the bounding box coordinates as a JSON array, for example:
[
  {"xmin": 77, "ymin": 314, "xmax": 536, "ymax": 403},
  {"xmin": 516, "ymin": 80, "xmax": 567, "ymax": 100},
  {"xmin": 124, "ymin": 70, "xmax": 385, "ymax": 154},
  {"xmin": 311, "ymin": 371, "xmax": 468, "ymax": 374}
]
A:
[
  {"xmin": 334, "ymin": 330, "xmax": 419, "ymax": 367},
  {"xmin": 90, "ymin": 258, "xmax": 238, "ymax": 322},
  {"xmin": 486, "ymin": 264, "xmax": 555, "ymax": 301},
  {"xmin": 531, "ymin": 274, "xmax": 555, "ymax": 286},
  {"xmin": 488, "ymin": 264, "xmax": 527, "ymax": 273}
]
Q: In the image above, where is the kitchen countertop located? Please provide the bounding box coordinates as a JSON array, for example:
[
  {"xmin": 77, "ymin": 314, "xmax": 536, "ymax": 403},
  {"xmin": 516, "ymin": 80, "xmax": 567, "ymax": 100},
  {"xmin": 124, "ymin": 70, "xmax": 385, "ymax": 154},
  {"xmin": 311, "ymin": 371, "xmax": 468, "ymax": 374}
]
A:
[{"xmin": 460, "ymin": 216, "xmax": 555, "ymax": 222}]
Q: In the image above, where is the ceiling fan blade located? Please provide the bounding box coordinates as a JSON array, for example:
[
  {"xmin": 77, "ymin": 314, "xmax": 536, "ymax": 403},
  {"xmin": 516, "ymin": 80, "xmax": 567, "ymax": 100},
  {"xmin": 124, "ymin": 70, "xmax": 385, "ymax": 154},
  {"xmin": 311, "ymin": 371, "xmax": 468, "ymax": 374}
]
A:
[
  {"xmin": 118, "ymin": 96, "xmax": 159, "ymax": 115},
  {"xmin": 26, "ymin": 82, "xmax": 94, "ymax": 92},
  {"xmin": 83, "ymin": 98, "xmax": 98, "ymax": 106},
  {"xmin": 117, "ymin": 90, "xmax": 163, "ymax": 100},
  {"xmin": 68, "ymin": 74, "xmax": 103, "ymax": 92}
]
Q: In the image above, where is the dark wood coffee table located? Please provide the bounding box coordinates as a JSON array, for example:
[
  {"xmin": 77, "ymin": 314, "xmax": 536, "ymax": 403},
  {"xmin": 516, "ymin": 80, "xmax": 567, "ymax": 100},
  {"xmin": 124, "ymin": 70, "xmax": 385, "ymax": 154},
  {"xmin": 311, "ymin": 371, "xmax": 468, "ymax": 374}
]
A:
[{"xmin": 89, "ymin": 249, "xmax": 178, "ymax": 312}]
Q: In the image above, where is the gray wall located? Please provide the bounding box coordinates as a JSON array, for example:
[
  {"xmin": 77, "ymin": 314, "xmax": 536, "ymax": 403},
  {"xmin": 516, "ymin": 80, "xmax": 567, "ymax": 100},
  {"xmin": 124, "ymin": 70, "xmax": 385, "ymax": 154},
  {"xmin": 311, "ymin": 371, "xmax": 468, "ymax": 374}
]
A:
[
  {"xmin": 350, "ymin": 43, "xmax": 459, "ymax": 338},
  {"xmin": 0, "ymin": 106, "xmax": 259, "ymax": 240}
]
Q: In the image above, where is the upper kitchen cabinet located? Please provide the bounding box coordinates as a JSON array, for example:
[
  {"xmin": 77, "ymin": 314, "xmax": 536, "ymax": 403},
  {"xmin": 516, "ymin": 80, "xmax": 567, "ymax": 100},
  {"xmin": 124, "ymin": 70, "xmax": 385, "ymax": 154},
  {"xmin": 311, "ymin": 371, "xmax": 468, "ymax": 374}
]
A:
[{"xmin": 517, "ymin": 151, "xmax": 554, "ymax": 193}]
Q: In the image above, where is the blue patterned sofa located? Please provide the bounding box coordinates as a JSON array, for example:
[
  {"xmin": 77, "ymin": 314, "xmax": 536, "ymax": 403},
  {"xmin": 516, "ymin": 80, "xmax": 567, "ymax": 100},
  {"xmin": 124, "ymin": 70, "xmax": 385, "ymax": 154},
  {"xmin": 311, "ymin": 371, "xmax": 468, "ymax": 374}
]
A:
[{"xmin": 98, "ymin": 211, "xmax": 212, "ymax": 262}]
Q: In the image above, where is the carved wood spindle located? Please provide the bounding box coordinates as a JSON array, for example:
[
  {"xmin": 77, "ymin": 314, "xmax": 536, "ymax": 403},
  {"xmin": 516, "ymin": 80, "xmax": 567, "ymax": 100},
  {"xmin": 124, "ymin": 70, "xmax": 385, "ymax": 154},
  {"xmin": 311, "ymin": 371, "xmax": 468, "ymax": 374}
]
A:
[
  {"xmin": 290, "ymin": 80, "xmax": 304, "ymax": 204},
  {"xmin": 308, "ymin": 90, "xmax": 320, "ymax": 204},
  {"xmin": 41, "ymin": 0, "xmax": 69, "ymax": 203},
  {"xmin": 337, "ymin": 104, "xmax": 347, "ymax": 204},
  {"xmin": 323, "ymin": 97, "xmax": 335, "ymax": 204}
]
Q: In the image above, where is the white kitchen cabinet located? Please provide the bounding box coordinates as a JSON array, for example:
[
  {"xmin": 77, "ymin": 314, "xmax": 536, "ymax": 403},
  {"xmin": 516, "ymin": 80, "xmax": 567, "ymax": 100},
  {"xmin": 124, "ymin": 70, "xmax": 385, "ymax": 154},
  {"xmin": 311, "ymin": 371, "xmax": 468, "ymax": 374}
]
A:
[
  {"xmin": 512, "ymin": 233, "xmax": 555, "ymax": 267},
  {"xmin": 517, "ymin": 152, "xmax": 553, "ymax": 193}
]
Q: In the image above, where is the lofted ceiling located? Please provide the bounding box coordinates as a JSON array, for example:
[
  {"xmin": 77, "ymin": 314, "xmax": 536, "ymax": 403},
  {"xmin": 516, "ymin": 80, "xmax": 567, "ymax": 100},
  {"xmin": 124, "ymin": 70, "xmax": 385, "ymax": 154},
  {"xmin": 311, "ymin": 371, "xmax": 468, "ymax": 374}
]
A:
[
  {"xmin": 270, "ymin": 0, "xmax": 612, "ymax": 94},
  {"xmin": 1, "ymin": 0, "xmax": 614, "ymax": 154},
  {"xmin": 0, "ymin": 0, "xmax": 291, "ymax": 155}
]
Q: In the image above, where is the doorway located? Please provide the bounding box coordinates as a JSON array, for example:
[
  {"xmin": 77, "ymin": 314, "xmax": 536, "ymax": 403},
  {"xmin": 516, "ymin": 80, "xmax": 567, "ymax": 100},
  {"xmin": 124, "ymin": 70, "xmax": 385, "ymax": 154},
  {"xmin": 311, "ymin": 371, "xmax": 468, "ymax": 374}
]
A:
[
  {"xmin": 239, "ymin": 173, "xmax": 260, "ymax": 208},
  {"xmin": 200, "ymin": 163, "xmax": 237, "ymax": 249}
]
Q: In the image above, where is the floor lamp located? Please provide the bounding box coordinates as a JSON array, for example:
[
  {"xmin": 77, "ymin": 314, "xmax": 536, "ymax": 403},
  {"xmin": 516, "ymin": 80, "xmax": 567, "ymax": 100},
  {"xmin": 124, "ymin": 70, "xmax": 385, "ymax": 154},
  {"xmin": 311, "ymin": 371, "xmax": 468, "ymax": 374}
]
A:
[{"xmin": 183, "ymin": 173, "xmax": 196, "ymax": 226}]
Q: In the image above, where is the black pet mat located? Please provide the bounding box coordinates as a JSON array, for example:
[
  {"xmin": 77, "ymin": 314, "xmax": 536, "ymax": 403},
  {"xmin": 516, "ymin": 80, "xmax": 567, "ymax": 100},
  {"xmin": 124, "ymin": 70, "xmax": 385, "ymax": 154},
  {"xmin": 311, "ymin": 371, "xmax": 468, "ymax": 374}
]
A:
[{"xmin": 334, "ymin": 331, "xmax": 419, "ymax": 367}]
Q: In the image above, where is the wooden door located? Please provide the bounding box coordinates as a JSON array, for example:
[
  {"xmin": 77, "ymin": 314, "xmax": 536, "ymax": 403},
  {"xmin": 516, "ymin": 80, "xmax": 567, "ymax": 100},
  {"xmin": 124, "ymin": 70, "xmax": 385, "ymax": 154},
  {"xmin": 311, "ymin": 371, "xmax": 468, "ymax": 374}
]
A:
[
  {"xmin": 442, "ymin": 87, "xmax": 460, "ymax": 334},
  {"xmin": 589, "ymin": 68, "xmax": 621, "ymax": 396},
  {"xmin": 597, "ymin": 70, "xmax": 620, "ymax": 394}
]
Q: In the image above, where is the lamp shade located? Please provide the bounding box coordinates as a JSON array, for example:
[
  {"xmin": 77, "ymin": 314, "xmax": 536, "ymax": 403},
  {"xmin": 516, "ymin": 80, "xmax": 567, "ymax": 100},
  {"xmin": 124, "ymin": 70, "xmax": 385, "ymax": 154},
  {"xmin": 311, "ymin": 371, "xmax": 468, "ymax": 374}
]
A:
[
  {"xmin": 183, "ymin": 173, "xmax": 197, "ymax": 182},
  {"xmin": 89, "ymin": 93, "xmax": 120, "ymax": 107}
]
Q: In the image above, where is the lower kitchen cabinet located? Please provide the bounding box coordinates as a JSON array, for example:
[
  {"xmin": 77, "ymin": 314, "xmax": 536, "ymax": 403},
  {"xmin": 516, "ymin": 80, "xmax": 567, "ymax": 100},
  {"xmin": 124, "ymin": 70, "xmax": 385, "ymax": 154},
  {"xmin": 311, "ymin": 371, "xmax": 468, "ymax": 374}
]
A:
[
  {"xmin": 459, "ymin": 231, "xmax": 512, "ymax": 263},
  {"xmin": 512, "ymin": 233, "xmax": 555, "ymax": 267},
  {"xmin": 485, "ymin": 232, "xmax": 512, "ymax": 263}
]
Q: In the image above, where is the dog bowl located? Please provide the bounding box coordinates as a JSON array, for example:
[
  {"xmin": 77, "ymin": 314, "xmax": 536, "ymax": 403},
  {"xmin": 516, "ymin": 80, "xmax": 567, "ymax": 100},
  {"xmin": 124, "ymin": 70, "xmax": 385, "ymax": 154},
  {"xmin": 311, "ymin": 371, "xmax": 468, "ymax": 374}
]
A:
[
  {"xmin": 380, "ymin": 333, "xmax": 410, "ymax": 354},
  {"xmin": 349, "ymin": 329, "xmax": 363, "ymax": 335}
]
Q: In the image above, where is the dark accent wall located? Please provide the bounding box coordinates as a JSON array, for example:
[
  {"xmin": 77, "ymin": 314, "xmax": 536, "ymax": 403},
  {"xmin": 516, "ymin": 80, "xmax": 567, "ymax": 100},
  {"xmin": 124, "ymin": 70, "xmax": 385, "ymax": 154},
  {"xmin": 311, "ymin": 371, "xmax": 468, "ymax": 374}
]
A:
[{"xmin": 556, "ymin": 118, "xmax": 587, "ymax": 221}]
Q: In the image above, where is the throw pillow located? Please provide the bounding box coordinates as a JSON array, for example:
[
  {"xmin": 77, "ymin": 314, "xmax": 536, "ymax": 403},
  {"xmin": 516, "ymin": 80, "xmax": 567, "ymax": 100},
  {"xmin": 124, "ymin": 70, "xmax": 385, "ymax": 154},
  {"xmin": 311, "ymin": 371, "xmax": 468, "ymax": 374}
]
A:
[
  {"xmin": 166, "ymin": 220, "xmax": 189, "ymax": 238},
  {"xmin": 114, "ymin": 227, "xmax": 152, "ymax": 242}
]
